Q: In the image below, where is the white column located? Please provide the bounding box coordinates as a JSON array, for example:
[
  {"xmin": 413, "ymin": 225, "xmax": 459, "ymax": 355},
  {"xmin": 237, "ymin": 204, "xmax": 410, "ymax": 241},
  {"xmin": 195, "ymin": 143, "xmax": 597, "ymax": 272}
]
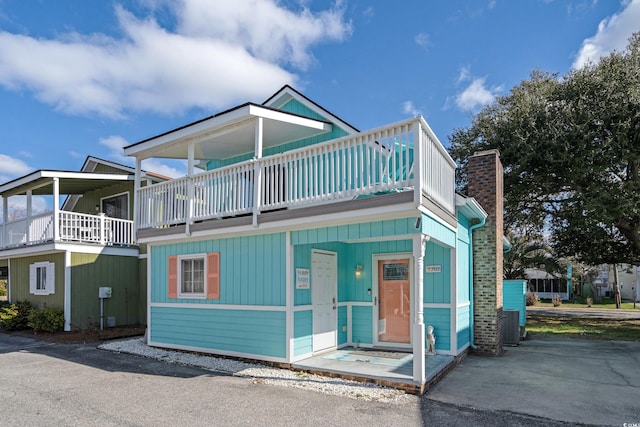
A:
[
  {"xmin": 186, "ymin": 142, "xmax": 195, "ymax": 236},
  {"xmin": 64, "ymin": 251, "xmax": 71, "ymax": 331},
  {"xmin": 52, "ymin": 178, "xmax": 60, "ymax": 241},
  {"xmin": 253, "ymin": 117, "xmax": 264, "ymax": 227},
  {"xmin": 2, "ymin": 195, "xmax": 8, "ymax": 247},
  {"xmin": 133, "ymin": 159, "xmax": 142, "ymax": 242},
  {"xmin": 412, "ymin": 120, "xmax": 424, "ymax": 207},
  {"xmin": 285, "ymin": 231, "xmax": 294, "ymax": 361},
  {"xmin": 26, "ymin": 190, "xmax": 32, "ymax": 243},
  {"xmin": 413, "ymin": 233, "xmax": 428, "ymax": 384}
]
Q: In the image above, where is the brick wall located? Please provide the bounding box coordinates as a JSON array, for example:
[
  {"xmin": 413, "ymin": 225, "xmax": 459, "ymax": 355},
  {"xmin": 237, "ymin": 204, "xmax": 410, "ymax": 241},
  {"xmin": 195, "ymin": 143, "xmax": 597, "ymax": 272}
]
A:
[{"xmin": 467, "ymin": 149, "xmax": 504, "ymax": 356}]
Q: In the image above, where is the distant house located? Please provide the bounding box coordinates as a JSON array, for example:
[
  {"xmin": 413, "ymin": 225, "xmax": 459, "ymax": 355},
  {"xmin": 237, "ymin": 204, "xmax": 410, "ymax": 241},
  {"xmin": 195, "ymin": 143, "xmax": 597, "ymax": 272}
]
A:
[
  {"xmin": 123, "ymin": 86, "xmax": 505, "ymax": 391},
  {"xmin": 0, "ymin": 156, "xmax": 167, "ymax": 330},
  {"xmin": 525, "ymin": 265, "xmax": 572, "ymax": 300}
]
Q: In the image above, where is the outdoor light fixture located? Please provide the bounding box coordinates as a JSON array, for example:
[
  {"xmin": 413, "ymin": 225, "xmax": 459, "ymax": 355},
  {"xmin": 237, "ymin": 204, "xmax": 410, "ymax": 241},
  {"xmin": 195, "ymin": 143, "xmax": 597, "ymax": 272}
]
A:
[{"xmin": 355, "ymin": 264, "xmax": 363, "ymax": 279}]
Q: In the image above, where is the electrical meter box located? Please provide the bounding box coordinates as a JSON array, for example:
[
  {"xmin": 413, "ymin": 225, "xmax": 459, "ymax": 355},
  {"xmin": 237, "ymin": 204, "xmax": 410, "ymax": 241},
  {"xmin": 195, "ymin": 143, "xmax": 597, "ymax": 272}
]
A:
[{"xmin": 98, "ymin": 287, "xmax": 112, "ymax": 298}]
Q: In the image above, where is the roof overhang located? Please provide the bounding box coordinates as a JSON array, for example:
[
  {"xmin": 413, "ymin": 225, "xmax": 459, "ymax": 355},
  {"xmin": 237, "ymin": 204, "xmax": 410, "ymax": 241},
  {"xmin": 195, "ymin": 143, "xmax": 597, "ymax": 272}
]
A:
[
  {"xmin": 124, "ymin": 103, "xmax": 333, "ymax": 161},
  {"xmin": 455, "ymin": 193, "xmax": 488, "ymax": 222},
  {"xmin": 0, "ymin": 170, "xmax": 133, "ymax": 198}
]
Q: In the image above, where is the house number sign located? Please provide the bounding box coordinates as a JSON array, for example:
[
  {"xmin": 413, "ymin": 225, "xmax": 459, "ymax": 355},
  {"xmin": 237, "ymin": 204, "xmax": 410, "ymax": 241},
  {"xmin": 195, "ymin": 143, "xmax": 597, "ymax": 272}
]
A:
[
  {"xmin": 296, "ymin": 268, "xmax": 310, "ymax": 289},
  {"xmin": 425, "ymin": 265, "xmax": 441, "ymax": 273}
]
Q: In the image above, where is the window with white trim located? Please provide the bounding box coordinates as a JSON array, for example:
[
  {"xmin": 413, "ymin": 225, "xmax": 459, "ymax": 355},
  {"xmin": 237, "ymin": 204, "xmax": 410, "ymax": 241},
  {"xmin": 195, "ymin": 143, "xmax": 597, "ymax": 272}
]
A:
[
  {"xmin": 179, "ymin": 255, "xmax": 206, "ymax": 298},
  {"xmin": 29, "ymin": 262, "xmax": 55, "ymax": 295}
]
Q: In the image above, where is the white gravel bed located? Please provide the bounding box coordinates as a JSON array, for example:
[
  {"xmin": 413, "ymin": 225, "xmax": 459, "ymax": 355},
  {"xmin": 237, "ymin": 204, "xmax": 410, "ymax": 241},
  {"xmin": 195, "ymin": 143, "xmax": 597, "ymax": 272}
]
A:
[{"xmin": 99, "ymin": 337, "xmax": 415, "ymax": 403}]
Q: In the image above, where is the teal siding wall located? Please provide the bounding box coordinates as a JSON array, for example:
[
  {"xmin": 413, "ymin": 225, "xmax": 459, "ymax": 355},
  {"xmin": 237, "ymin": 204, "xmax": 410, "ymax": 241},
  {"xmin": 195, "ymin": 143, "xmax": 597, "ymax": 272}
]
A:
[
  {"xmin": 352, "ymin": 306, "xmax": 373, "ymax": 345},
  {"xmin": 421, "ymin": 213, "xmax": 456, "ymax": 247},
  {"xmin": 425, "ymin": 307, "xmax": 450, "ymax": 351},
  {"xmin": 150, "ymin": 306, "xmax": 286, "ymax": 358},
  {"xmin": 457, "ymin": 304, "xmax": 470, "ymax": 350},
  {"xmin": 150, "ymin": 233, "xmax": 286, "ymax": 306},
  {"xmin": 503, "ymin": 280, "xmax": 527, "ymax": 327},
  {"xmin": 205, "ymin": 99, "xmax": 349, "ymax": 170},
  {"xmin": 424, "ymin": 242, "xmax": 451, "ymax": 304},
  {"xmin": 294, "ymin": 310, "xmax": 313, "ymax": 356},
  {"xmin": 338, "ymin": 306, "xmax": 347, "ymax": 345}
]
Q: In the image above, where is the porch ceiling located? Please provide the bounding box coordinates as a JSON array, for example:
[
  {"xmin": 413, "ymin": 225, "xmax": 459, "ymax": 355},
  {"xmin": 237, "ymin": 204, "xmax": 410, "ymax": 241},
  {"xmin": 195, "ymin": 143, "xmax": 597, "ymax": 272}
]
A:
[
  {"xmin": 123, "ymin": 103, "xmax": 333, "ymax": 161},
  {"xmin": 0, "ymin": 171, "xmax": 133, "ymax": 198}
]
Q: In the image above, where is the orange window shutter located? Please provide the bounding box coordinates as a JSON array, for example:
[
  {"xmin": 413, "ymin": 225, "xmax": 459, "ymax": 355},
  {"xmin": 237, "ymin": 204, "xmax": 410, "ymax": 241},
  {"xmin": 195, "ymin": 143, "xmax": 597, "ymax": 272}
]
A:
[
  {"xmin": 168, "ymin": 256, "xmax": 178, "ymax": 299},
  {"xmin": 207, "ymin": 252, "xmax": 220, "ymax": 299}
]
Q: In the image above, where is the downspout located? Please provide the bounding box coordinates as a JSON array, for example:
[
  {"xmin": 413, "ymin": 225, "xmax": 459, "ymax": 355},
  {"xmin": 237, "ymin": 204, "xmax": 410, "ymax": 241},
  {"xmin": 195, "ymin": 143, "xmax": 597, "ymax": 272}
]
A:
[{"xmin": 468, "ymin": 216, "xmax": 486, "ymax": 349}]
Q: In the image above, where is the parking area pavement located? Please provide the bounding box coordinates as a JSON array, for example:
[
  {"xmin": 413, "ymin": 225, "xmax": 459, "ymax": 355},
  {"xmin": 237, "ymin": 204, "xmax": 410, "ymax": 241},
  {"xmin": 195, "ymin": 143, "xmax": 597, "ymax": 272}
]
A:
[{"xmin": 427, "ymin": 336, "xmax": 640, "ymax": 426}]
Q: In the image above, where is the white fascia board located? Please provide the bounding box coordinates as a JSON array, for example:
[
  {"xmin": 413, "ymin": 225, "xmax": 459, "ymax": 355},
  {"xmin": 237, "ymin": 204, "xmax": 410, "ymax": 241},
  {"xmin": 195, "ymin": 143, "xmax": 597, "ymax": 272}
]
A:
[
  {"xmin": 455, "ymin": 194, "xmax": 488, "ymax": 221},
  {"xmin": 248, "ymin": 104, "xmax": 331, "ymax": 132},
  {"xmin": 124, "ymin": 104, "xmax": 330, "ymax": 159}
]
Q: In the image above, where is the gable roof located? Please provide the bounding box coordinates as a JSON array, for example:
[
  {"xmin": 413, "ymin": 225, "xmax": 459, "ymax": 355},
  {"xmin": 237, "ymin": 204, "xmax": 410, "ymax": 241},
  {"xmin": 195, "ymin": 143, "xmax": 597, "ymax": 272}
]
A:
[{"xmin": 262, "ymin": 85, "xmax": 360, "ymax": 135}]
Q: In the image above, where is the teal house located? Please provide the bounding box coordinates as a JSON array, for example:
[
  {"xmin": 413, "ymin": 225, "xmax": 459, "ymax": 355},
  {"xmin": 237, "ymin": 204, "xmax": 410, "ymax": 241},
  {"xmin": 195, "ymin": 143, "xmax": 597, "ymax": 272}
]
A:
[{"xmin": 124, "ymin": 86, "xmax": 493, "ymax": 392}]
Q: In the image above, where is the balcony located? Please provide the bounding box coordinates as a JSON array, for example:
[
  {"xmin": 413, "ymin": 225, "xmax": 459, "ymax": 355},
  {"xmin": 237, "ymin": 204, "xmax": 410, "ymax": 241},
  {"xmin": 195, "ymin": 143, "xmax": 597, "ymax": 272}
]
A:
[
  {"xmin": 0, "ymin": 211, "xmax": 135, "ymax": 249},
  {"xmin": 135, "ymin": 117, "xmax": 456, "ymax": 230}
]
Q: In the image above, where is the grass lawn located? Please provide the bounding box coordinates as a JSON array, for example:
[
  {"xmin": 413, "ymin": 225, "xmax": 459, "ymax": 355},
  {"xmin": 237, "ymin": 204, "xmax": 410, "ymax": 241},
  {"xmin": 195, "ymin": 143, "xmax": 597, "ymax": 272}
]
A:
[
  {"xmin": 535, "ymin": 297, "xmax": 640, "ymax": 310},
  {"xmin": 526, "ymin": 314, "xmax": 640, "ymax": 341}
]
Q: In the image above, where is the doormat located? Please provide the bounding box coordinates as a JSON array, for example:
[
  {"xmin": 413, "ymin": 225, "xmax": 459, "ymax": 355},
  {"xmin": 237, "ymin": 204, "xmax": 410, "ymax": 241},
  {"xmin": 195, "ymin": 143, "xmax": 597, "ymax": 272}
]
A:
[{"xmin": 350, "ymin": 350, "xmax": 409, "ymax": 359}]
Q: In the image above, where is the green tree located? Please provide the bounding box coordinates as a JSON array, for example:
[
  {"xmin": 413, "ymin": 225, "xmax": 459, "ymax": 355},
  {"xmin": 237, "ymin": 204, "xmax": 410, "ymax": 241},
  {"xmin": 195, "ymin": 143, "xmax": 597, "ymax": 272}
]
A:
[
  {"xmin": 503, "ymin": 232, "xmax": 563, "ymax": 280},
  {"xmin": 450, "ymin": 33, "xmax": 640, "ymax": 308}
]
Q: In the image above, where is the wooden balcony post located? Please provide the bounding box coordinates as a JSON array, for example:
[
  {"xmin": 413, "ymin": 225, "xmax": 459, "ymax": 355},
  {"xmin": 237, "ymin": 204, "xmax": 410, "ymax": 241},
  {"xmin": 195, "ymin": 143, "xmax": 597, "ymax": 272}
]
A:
[
  {"xmin": 186, "ymin": 142, "xmax": 195, "ymax": 236},
  {"xmin": 52, "ymin": 177, "xmax": 60, "ymax": 242},
  {"xmin": 253, "ymin": 117, "xmax": 264, "ymax": 227},
  {"xmin": 413, "ymin": 120, "xmax": 423, "ymax": 207},
  {"xmin": 99, "ymin": 213, "xmax": 106, "ymax": 245},
  {"xmin": 2, "ymin": 195, "xmax": 7, "ymax": 247},
  {"xmin": 134, "ymin": 158, "xmax": 141, "ymax": 242},
  {"xmin": 26, "ymin": 190, "xmax": 32, "ymax": 243}
]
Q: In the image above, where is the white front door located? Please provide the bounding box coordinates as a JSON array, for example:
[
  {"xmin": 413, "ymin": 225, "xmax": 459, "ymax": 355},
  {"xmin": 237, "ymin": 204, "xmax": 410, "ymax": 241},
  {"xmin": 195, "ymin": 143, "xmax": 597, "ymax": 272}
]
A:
[{"xmin": 312, "ymin": 250, "xmax": 337, "ymax": 353}]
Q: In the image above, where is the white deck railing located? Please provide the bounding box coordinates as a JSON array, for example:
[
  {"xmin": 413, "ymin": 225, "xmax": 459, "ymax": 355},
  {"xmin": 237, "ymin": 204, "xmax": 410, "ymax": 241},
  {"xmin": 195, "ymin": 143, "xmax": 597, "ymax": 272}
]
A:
[
  {"xmin": 0, "ymin": 211, "xmax": 134, "ymax": 249},
  {"xmin": 136, "ymin": 117, "xmax": 456, "ymax": 229}
]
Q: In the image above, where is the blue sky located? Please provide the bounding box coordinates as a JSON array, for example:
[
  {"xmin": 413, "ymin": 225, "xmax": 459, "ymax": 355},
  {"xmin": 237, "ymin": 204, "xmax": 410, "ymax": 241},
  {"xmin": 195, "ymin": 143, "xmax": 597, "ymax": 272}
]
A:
[{"xmin": 0, "ymin": 0, "xmax": 638, "ymax": 208}]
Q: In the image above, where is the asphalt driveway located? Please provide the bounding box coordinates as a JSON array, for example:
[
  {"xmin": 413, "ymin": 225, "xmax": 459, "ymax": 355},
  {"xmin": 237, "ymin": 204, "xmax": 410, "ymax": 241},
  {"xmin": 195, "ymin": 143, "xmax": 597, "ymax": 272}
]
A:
[{"xmin": 427, "ymin": 336, "xmax": 640, "ymax": 426}]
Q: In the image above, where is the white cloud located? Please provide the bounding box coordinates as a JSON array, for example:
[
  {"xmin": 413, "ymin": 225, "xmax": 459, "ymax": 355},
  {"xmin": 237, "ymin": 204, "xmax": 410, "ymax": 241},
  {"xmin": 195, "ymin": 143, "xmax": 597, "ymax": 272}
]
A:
[
  {"xmin": 99, "ymin": 135, "xmax": 130, "ymax": 163},
  {"xmin": 572, "ymin": 0, "xmax": 640, "ymax": 69},
  {"xmin": 142, "ymin": 158, "xmax": 186, "ymax": 179},
  {"xmin": 0, "ymin": 0, "xmax": 351, "ymax": 118},
  {"xmin": 414, "ymin": 32, "xmax": 431, "ymax": 51},
  {"xmin": 455, "ymin": 77, "xmax": 502, "ymax": 112},
  {"xmin": 0, "ymin": 154, "xmax": 32, "ymax": 182},
  {"xmin": 402, "ymin": 100, "xmax": 421, "ymax": 116}
]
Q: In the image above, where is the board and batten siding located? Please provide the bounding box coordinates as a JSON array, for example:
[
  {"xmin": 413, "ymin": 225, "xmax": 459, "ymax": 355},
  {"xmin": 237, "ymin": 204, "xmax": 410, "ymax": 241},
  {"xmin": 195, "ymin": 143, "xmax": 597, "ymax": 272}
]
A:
[
  {"xmin": 150, "ymin": 306, "xmax": 286, "ymax": 358},
  {"xmin": 8, "ymin": 253, "xmax": 65, "ymax": 308},
  {"xmin": 456, "ymin": 304, "xmax": 471, "ymax": 351},
  {"xmin": 293, "ymin": 310, "xmax": 312, "ymax": 356},
  {"xmin": 503, "ymin": 279, "xmax": 527, "ymax": 327},
  {"xmin": 424, "ymin": 241, "xmax": 451, "ymax": 304},
  {"xmin": 424, "ymin": 307, "xmax": 451, "ymax": 352},
  {"xmin": 151, "ymin": 233, "xmax": 286, "ymax": 306},
  {"xmin": 70, "ymin": 253, "xmax": 140, "ymax": 329},
  {"xmin": 73, "ymin": 182, "xmax": 133, "ymax": 218}
]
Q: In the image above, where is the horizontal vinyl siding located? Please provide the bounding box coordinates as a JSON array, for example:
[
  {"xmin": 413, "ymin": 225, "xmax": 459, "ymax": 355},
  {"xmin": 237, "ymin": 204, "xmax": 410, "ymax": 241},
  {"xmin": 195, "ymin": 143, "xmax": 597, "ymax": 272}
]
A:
[
  {"xmin": 425, "ymin": 307, "xmax": 450, "ymax": 352},
  {"xmin": 151, "ymin": 306, "xmax": 286, "ymax": 358},
  {"xmin": 352, "ymin": 305, "xmax": 372, "ymax": 345},
  {"xmin": 294, "ymin": 310, "xmax": 312, "ymax": 356},
  {"xmin": 457, "ymin": 304, "xmax": 470, "ymax": 350},
  {"xmin": 151, "ymin": 233, "xmax": 286, "ymax": 306}
]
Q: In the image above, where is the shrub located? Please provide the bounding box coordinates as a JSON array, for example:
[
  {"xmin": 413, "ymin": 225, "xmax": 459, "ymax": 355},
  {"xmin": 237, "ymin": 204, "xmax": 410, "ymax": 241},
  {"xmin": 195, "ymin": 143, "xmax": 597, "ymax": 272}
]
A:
[
  {"xmin": 526, "ymin": 291, "xmax": 539, "ymax": 306},
  {"xmin": 0, "ymin": 280, "xmax": 7, "ymax": 296},
  {"xmin": 0, "ymin": 300, "xmax": 34, "ymax": 330},
  {"xmin": 552, "ymin": 294, "xmax": 562, "ymax": 307},
  {"xmin": 28, "ymin": 306, "xmax": 65, "ymax": 333}
]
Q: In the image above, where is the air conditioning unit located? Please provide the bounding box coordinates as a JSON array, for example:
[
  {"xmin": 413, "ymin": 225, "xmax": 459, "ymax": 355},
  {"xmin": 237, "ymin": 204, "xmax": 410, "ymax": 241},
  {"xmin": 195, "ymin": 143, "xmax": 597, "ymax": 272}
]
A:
[{"xmin": 503, "ymin": 310, "xmax": 520, "ymax": 346}]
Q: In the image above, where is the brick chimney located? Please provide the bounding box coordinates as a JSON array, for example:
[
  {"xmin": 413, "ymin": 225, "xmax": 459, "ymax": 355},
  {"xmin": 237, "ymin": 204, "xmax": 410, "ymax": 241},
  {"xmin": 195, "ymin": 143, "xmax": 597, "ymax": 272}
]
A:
[{"xmin": 467, "ymin": 149, "xmax": 504, "ymax": 356}]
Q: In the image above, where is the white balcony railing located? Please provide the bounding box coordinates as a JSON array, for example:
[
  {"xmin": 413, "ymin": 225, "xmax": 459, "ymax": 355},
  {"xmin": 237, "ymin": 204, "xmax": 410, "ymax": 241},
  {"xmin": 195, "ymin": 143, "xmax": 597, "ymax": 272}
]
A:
[
  {"xmin": 136, "ymin": 117, "xmax": 456, "ymax": 229},
  {"xmin": 0, "ymin": 211, "xmax": 135, "ymax": 249}
]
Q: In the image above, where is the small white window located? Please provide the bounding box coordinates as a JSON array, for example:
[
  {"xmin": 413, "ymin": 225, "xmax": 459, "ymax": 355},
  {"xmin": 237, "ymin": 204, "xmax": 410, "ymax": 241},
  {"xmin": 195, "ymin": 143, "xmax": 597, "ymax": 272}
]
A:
[
  {"xmin": 29, "ymin": 262, "xmax": 55, "ymax": 295},
  {"xmin": 178, "ymin": 254, "xmax": 206, "ymax": 298}
]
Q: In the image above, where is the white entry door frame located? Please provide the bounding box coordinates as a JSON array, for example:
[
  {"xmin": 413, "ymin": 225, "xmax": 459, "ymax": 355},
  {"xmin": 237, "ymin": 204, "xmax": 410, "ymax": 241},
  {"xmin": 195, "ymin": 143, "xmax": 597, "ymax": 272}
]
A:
[{"xmin": 312, "ymin": 249, "xmax": 338, "ymax": 353}]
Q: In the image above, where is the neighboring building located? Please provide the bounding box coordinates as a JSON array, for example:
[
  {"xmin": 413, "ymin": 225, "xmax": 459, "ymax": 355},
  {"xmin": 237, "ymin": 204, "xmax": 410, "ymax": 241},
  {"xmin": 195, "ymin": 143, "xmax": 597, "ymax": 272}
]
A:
[
  {"xmin": 525, "ymin": 266, "xmax": 572, "ymax": 300},
  {"xmin": 586, "ymin": 264, "xmax": 640, "ymax": 302},
  {"xmin": 123, "ymin": 86, "xmax": 504, "ymax": 392},
  {"xmin": 0, "ymin": 157, "xmax": 167, "ymax": 330}
]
